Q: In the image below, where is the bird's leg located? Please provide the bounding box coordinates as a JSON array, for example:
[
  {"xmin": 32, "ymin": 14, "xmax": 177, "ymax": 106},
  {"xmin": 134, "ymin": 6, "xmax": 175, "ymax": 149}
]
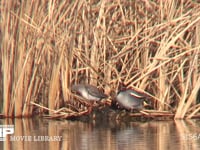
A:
[
  {"xmin": 88, "ymin": 106, "xmax": 93, "ymax": 113},
  {"xmin": 87, "ymin": 101, "xmax": 93, "ymax": 114}
]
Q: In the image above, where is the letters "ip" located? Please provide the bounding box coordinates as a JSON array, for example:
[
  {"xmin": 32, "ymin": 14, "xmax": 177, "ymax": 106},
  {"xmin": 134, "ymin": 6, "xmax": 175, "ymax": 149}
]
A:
[{"xmin": 0, "ymin": 127, "xmax": 14, "ymax": 138}]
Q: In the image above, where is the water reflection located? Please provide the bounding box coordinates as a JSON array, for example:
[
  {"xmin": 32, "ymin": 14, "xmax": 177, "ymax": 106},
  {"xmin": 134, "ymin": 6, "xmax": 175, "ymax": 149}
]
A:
[{"xmin": 0, "ymin": 118, "xmax": 200, "ymax": 150}]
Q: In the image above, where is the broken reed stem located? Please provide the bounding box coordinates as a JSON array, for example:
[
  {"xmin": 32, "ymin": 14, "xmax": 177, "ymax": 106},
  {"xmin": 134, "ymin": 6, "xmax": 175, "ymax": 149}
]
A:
[
  {"xmin": 31, "ymin": 102, "xmax": 89, "ymax": 119},
  {"xmin": 31, "ymin": 102, "xmax": 75, "ymax": 114}
]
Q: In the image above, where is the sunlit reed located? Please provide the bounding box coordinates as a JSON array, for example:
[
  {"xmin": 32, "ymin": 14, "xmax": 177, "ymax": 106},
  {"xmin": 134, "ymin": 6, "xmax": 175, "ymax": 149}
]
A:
[{"xmin": 1, "ymin": 0, "xmax": 200, "ymax": 119}]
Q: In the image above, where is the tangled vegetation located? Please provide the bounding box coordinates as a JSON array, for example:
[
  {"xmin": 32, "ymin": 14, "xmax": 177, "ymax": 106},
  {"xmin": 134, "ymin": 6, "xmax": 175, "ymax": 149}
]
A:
[{"xmin": 1, "ymin": 0, "xmax": 200, "ymax": 119}]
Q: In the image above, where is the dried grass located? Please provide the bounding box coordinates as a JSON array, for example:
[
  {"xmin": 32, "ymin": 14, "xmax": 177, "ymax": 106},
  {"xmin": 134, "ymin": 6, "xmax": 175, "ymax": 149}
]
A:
[{"xmin": 1, "ymin": 0, "xmax": 200, "ymax": 119}]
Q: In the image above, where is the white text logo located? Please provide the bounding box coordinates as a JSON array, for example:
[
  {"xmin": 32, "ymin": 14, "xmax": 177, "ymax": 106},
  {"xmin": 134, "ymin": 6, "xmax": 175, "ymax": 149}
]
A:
[{"xmin": 0, "ymin": 125, "xmax": 14, "ymax": 141}]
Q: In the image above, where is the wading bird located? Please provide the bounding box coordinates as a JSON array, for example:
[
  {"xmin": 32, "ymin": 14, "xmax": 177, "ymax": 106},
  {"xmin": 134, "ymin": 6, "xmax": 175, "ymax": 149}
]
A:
[
  {"xmin": 116, "ymin": 83, "xmax": 146, "ymax": 110},
  {"xmin": 71, "ymin": 84, "xmax": 108, "ymax": 101}
]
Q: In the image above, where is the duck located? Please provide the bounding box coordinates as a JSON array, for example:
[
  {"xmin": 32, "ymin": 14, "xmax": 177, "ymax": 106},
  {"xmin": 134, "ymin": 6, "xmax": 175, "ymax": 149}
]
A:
[
  {"xmin": 116, "ymin": 83, "xmax": 145, "ymax": 110},
  {"xmin": 71, "ymin": 84, "xmax": 108, "ymax": 101}
]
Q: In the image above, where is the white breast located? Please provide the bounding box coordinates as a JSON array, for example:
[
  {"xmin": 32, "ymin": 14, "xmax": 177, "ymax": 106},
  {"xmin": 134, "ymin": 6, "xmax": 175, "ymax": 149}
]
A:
[{"xmin": 80, "ymin": 89, "xmax": 100, "ymax": 101}]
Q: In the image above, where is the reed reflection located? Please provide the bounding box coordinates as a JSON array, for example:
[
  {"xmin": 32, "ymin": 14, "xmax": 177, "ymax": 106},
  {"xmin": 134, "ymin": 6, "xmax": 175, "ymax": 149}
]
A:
[{"xmin": 0, "ymin": 119, "xmax": 200, "ymax": 150}]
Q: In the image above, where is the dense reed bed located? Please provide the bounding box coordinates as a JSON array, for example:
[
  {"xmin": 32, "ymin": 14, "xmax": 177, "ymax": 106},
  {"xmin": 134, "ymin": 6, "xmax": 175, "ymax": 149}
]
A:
[{"xmin": 1, "ymin": 0, "xmax": 200, "ymax": 119}]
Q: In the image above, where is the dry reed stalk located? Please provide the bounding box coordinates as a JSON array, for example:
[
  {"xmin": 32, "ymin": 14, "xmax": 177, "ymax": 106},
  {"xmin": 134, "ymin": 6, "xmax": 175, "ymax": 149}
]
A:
[
  {"xmin": 1, "ymin": 1, "xmax": 50, "ymax": 116},
  {"xmin": 183, "ymin": 77, "xmax": 200, "ymax": 119},
  {"xmin": 13, "ymin": 28, "xmax": 28, "ymax": 117},
  {"xmin": 48, "ymin": 62, "xmax": 61, "ymax": 114},
  {"xmin": 175, "ymin": 51, "xmax": 200, "ymax": 119},
  {"xmin": 60, "ymin": 27, "xmax": 74, "ymax": 104},
  {"xmin": 89, "ymin": 1, "xmax": 106, "ymax": 85},
  {"xmin": 22, "ymin": 56, "xmax": 37, "ymax": 116},
  {"xmin": 61, "ymin": 63, "xmax": 71, "ymax": 102},
  {"xmin": 2, "ymin": 50, "xmax": 12, "ymax": 116},
  {"xmin": 1, "ymin": 1, "xmax": 18, "ymax": 116}
]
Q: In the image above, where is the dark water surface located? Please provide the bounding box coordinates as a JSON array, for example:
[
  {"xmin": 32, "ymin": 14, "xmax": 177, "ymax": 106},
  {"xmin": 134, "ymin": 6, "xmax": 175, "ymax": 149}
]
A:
[{"xmin": 0, "ymin": 118, "xmax": 200, "ymax": 150}]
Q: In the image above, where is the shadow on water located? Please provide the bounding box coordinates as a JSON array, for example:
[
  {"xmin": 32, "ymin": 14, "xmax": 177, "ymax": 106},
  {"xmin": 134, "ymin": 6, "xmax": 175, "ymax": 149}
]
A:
[{"xmin": 0, "ymin": 118, "xmax": 200, "ymax": 150}]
